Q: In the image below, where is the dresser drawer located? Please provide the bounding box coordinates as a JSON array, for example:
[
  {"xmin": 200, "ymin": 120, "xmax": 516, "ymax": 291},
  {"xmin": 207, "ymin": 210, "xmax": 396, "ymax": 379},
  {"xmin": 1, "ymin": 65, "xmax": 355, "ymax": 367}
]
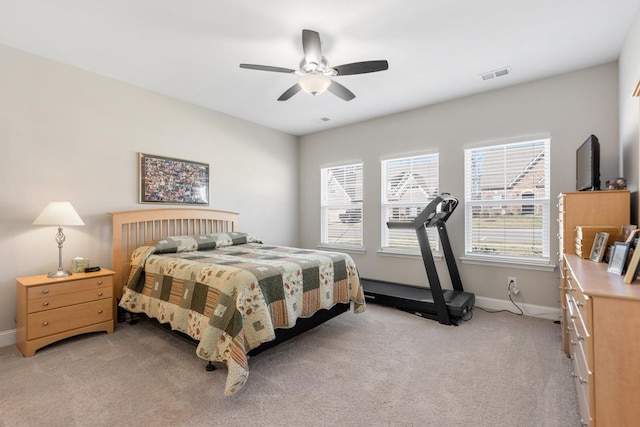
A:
[
  {"xmin": 27, "ymin": 276, "xmax": 112, "ymax": 300},
  {"xmin": 27, "ymin": 299, "xmax": 113, "ymax": 340},
  {"xmin": 568, "ymin": 295, "xmax": 591, "ymax": 344},
  {"xmin": 27, "ymin": 287, "xmax": 113, "ymax": 314},
  {"xmin": 571, "ymin": 341, "xmax": 592, "ymax": 426}
]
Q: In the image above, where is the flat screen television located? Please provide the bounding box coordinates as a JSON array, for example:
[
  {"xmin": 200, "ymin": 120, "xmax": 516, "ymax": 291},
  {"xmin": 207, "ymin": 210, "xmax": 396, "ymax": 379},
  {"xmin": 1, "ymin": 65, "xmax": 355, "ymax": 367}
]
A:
[{"xmin": 576, "ymin": 134, "xmax": 600, "ymax": 191}]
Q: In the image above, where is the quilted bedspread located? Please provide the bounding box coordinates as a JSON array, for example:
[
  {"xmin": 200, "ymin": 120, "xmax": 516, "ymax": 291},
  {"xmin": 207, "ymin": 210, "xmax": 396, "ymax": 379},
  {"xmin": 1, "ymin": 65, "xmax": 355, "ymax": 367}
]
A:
[{"xmin": 119, "ymin": 232, "xmax": 365, "ymax": 395}]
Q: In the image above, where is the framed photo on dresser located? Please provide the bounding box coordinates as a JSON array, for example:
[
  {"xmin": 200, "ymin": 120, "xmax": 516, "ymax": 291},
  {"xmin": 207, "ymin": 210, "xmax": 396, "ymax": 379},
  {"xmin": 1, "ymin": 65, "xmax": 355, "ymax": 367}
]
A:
[
  {"xmin": 589, "ymin": 232, "xmax": 609, "ymax": 262},
  {"xmin": 608, "ymin": 242, "xmax": 630, "ymax": 275}
]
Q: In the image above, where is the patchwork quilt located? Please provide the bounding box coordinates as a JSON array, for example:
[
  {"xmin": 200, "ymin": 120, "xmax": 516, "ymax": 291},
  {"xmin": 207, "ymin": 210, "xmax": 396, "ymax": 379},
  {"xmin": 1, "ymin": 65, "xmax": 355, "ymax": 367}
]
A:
[{"xmin": 119, "ymin": 232, "xmax": 365, "ymax": 395}]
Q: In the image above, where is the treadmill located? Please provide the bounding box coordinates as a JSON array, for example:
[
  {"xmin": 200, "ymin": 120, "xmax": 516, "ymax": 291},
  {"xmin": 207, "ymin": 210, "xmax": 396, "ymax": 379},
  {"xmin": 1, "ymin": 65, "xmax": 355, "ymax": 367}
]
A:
[{"xmin": 361, "ymin": 194, "xmax": 475, "ymax": 325}]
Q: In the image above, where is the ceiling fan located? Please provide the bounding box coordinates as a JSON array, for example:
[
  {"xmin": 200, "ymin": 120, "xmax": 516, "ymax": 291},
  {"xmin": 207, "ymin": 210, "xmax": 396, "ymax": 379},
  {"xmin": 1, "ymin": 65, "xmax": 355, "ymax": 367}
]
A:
[{"xmin": 239, "ymin": 29, "xmax": 389, "ymax": 101}]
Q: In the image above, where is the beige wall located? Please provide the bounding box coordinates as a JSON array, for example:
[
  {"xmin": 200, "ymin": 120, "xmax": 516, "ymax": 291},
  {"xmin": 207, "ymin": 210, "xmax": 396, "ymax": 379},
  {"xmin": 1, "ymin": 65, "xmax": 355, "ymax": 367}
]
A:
[
  {"xmin": 2, "ymin": 11, "xmax": 639, "ymax": 341},
  {"xmin": 620, "ymin": 11, "xmax": 640, "ymax": 222},
  {"xmin": 0, "ymin": 44, "xmax": 299, "ymax": 338},
  {"xmin": 299, "ymin": 63, "xmax": 620, "ymax": 312}
]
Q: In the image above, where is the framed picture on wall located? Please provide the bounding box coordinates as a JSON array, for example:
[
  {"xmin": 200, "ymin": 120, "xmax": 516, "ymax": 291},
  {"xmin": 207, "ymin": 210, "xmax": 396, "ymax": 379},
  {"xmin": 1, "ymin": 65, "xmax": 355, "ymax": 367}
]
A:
[
  {"xmin": 607, "ymin": 242, "xmax": 630, "ymax": 275},
  {"xmin": 139, "ymin": 153, "xmax": 210, "ymax": 205}
]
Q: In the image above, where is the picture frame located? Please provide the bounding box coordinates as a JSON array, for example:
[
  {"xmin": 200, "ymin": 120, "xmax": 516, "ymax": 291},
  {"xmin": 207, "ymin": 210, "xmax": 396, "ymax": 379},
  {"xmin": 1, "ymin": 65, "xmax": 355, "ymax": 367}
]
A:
[
  {"xmin": 621, "ymin": 224, "xmax": 638, "ymax": 242},
  {"xmin": 139, "ymin": 153, "xmax": 209, "ymax": 205},
  {"xmin": 624, "ymin": 247, "xmax": 640, "ymax": 284},
  {"xmin": 625, "ymin": 228, "xmax": 640, "ymax": 244},
  {"xmin": 589, "ymin": 232, "xmax": 609, "ymax": 262},
  {"xmin": 608, "ymin": 242, "xmax": 631, "ymax": 275}
]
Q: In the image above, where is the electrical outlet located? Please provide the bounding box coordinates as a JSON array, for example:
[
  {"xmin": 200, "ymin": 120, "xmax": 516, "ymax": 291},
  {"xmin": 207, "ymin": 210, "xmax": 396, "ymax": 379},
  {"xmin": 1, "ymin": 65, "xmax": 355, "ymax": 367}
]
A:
[{"xmin": 508, "ymin": 276, "xmax": 520, "ymax": 295}]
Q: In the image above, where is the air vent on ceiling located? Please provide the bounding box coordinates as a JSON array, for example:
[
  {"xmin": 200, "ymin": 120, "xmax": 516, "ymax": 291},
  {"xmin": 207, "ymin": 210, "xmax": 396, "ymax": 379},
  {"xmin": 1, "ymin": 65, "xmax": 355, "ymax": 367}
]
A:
[{"xmin": 480, "ymin": 66, "xmax": 512, "ymax": 81}]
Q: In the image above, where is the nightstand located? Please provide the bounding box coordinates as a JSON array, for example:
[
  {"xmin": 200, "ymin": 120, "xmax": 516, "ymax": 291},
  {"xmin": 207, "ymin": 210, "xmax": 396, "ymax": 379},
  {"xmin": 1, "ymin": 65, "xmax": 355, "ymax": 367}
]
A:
[{"xmin": 16, "ymin": 268, "xmax": 115, "ymax": 357}]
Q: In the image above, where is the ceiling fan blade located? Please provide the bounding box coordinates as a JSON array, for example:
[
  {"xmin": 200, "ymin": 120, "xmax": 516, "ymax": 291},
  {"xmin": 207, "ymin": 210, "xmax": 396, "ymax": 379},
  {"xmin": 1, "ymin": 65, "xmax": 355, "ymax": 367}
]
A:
[
  {"xmin": 302, "ymin": 29, "xmax": 322, "ymax": 65},
  {"xmin": 277, "ymin": 83, "xmax": 302, "ymax": 101},
  {"xmin": 328, "ymin": 80, "xmax": 356, "ymax": 101},
  {"xmin": 240, "ymin": 64, "xmax": 296, "ymax": 74},
  {"xmin": 333, "ymin": 60, "xmax": 389, "ymax": 75}
]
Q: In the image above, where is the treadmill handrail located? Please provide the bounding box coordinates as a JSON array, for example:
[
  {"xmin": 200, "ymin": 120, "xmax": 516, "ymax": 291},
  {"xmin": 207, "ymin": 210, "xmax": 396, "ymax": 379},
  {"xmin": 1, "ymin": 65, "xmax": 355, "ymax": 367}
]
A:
[{"xmin": 386, "ymin": 195, "xmax": 459, "ymax": 231}]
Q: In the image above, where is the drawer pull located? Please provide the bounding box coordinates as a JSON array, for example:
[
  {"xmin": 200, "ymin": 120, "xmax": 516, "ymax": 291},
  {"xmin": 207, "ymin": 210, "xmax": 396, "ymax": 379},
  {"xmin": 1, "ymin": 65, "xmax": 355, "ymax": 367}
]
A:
[
  {"xmin": 97, "ymin": 280, "xmax": 103, "ymax": 285},
  {"xmin": 42, "ymin": 321, "xmax": 49, "ymax": 326},
  {"xmin": 98, "ymin": 292, "xmax": 103, "ymax": 297},
  {"xmin": 570, "ymin": 340, "xmax": 577, "ymax": 346},
  {"xmin": 570, "ymin": 371, "xmax": 577, "ymax": 378},
  {"xmin": 43, "ymin": 301, "xmax": 49, "ymax": 307},
  {"xmin": 579, "ymin": 376, "xmax": 588, "ymax": 385},
  {"xmin": 42, "ymin": 289, "xmax": 50, "ymax": 294},
  {"xmin": 98, "ymin": 309, "xmax": 103, "ymax": 314}
]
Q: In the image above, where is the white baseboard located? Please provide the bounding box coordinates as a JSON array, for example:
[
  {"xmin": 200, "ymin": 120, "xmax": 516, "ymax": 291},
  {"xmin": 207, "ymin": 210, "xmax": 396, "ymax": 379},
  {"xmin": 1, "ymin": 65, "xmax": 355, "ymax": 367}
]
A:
[
  {"xmin": 0, "ymin": 329, "xmax": 16, "ymax": 348},
  {"xmin": 474, "ymin": 296, "xmax": 561, "ymax": 321}
]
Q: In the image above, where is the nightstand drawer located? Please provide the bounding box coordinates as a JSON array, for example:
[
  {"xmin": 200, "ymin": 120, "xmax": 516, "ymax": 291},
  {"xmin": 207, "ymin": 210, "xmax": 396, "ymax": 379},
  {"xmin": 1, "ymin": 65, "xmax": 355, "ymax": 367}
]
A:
[
  {"xmin": 27, "ymin": 299, "xmax": 113, "ymax": 340},
  {"xmin": 27, "ymin": 276, "xmax": 112, "ymax": 300},
  {"xmin": 27, "ymin": 287, "xmax": 113, "ymax": 313}
]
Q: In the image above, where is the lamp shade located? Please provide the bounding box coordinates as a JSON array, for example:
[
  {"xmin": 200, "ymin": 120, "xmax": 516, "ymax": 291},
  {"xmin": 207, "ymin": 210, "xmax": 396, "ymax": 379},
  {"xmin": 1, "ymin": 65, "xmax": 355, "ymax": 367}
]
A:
[
  {"xmin": 299, "ymin": 73, "xmax": 331, "ymax": 96},
  {"xmin": 33, "ymin": 202, "xmax": 85, "ymax": 226}
]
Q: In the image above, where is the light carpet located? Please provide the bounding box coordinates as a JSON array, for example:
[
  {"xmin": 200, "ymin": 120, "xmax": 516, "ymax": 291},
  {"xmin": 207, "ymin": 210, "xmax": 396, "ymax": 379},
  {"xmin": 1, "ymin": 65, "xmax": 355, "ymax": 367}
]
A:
[{"xmin": 0, "ymin": 304, "xmax": 579, "ymax": 426}]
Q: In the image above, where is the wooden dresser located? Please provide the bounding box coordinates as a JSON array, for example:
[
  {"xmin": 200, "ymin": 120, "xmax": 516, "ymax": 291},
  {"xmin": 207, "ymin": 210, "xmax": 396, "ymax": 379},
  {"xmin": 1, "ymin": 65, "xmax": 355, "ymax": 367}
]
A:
[
  {"xmin": 557, "ymin": 190, "xmax": 633, "ymax": 426},
  {"xmin": 16, "ymin": 269, "xmax": 115, "ymax": 357},
  {"xmin": 563, "ymin": 254, "xmax": 640, "ymax": 426}
]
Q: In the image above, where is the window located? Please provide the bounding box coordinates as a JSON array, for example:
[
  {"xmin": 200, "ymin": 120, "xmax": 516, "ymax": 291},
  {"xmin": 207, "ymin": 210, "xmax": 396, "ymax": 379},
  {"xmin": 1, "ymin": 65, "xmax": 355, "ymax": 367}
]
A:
[
  {"xmin": 381, "ymin": 153, "xmax": 439, "ymax": 254},
  {"xmin": 321, "ymin": 163, "xmax": 364, "ymax": 248},
  {"xmin": 464, "ymin": 138, "xmax": 550, "ymax": 263}
]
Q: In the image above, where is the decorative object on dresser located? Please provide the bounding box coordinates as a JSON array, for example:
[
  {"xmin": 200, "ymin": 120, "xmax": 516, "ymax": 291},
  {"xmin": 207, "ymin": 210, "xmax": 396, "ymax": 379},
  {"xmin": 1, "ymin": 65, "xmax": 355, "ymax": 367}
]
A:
[
  {"xmin": 588, "ymin": 232, "xmax": 608, "ymax": 263},
  {"xmin": 605, "ymin": 177, "xmax": 627, "ymax": 190},
  {"xmin": 607, "ymin": 241, "xmax": 630, "ymax": 275},
  {"xmin": 15, "ymin": 269, "xmax": 115, "ymax": 357},
  {"xmin": 623, "ymin": 245, "xmax": 640, "ymax": 284},
  {"xmin": 574, "ymin": 225, "xmax": 619, "ymax": 259},
  {"xmin": 32, "ymin": 201, "xmax": 85, "ymax": 278}
]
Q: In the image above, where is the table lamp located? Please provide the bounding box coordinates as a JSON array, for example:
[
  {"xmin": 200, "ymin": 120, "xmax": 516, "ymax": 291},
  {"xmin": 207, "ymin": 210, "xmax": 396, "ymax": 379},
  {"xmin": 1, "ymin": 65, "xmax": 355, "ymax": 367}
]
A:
[{"xmin": 33, "ymin": 201, "xmax": 85, "ymax": 278}]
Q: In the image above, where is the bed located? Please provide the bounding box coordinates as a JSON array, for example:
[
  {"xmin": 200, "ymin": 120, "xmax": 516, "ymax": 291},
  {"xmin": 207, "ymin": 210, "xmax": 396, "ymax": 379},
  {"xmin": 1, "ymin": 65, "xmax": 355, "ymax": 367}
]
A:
[{"xmin": 111, "ymin": 208, "xmax": 365, "ymax": 395}]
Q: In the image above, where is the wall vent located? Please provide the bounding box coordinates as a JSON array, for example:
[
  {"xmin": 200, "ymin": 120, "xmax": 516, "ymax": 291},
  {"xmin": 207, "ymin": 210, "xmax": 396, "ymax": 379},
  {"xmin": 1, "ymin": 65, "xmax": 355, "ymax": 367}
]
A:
[{"xmin": 480, "ymin": 66, "xmax": 512, "ymax": 81}]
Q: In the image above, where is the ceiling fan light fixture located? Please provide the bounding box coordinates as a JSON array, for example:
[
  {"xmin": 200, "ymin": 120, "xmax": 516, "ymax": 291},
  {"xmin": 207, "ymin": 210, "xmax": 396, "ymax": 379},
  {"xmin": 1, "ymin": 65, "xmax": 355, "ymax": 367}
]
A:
[{"xmin": 299, "ymin": 73, "xmax": 331, "ymax": 96}]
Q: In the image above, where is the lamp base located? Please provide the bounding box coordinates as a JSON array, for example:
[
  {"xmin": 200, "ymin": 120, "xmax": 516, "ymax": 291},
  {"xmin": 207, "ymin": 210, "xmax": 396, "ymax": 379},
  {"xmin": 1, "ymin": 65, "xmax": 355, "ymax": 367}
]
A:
[{"xmin": 47, "ymin": 269, "xmax": 72, "ymax": 278}]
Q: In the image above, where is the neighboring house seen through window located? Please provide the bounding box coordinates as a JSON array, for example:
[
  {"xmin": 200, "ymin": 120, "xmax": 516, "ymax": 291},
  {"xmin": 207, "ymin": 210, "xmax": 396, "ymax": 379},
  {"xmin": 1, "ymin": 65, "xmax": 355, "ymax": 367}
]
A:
[
  {"xmin": 321, "ymin": 163, "xmax": 364, "ymax": 249},
  {"xmin": 464, "ymin": 138, "xmax": 550, "ymax": 263},
  {"xmin": 381, "ymin": 153, "xmax": 439, "ymax": 254}
]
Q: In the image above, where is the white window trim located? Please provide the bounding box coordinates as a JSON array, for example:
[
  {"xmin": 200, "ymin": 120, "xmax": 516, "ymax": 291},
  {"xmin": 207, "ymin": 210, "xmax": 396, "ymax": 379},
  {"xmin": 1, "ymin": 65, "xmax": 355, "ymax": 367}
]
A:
[{"xmin": 463, "ymin": 137, "xmax": 552, "ymax": 268}]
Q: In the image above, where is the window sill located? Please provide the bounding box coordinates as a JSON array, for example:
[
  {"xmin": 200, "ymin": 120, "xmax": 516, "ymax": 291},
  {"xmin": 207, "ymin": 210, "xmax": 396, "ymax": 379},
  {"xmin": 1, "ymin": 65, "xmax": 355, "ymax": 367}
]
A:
[
  {"xmin": 377, "ymin": 248, "xmax": 443, "ymax": 261},
  {"xmin": 317, "ymin": 244, "xmax": 366, "ymax": 255},
  {"xmin": 460, "ymin": 256, "xmax": 556, "ymax": 272}
]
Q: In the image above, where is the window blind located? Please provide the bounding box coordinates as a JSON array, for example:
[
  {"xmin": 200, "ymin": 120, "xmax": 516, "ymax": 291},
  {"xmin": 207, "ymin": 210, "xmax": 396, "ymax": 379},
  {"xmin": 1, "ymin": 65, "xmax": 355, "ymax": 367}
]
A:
[
  {"xmin": 381, "ymin": 154, "xmax": 439, "ymax": 253},
  {"xmin": 321, "ymin": 163, "xmax": 364, "ymax": 247},
  {"xmin": 464, "ymin": 139, "xmax": 550, "ymax": 261}
]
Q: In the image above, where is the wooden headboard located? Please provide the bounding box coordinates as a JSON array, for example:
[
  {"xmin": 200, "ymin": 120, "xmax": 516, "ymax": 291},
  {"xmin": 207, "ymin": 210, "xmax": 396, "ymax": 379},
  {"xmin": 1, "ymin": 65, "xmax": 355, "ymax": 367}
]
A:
[{"xmin": 111, "ymin": 208, "xmax": 239, "ymax": 298}]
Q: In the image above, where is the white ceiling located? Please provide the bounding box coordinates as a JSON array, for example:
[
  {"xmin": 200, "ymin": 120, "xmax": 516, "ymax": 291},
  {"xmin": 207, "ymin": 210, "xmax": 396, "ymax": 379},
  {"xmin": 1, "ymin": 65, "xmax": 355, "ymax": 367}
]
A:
[{"xmin": 1, "ymin": 1, "xmax": 639, "ymax": 136}]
